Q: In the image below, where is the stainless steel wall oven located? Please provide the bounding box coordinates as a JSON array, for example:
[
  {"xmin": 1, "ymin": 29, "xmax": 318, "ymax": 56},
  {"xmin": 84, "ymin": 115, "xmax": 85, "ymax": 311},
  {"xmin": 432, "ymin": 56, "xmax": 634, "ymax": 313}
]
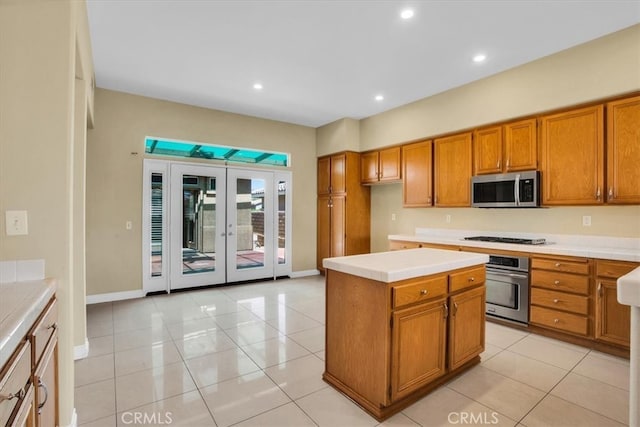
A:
[{"xmin": 485, "ymin": 254, "xmax": 529, "ymax": 324}]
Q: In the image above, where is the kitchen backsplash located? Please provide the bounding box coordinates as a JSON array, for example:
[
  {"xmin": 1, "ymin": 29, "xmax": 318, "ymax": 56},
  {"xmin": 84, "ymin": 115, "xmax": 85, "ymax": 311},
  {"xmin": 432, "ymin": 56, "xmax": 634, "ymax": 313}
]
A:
[{"xmin": 0, "ymin": 259, "xmax": 45, "ymax": 283}]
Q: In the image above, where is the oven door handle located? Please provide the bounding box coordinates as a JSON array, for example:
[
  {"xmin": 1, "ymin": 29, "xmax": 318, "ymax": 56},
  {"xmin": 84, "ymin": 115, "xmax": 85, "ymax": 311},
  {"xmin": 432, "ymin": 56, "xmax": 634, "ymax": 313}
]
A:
[{"xmin": 486, "ymin": 270, "xmax": 528, "ymax": 280}]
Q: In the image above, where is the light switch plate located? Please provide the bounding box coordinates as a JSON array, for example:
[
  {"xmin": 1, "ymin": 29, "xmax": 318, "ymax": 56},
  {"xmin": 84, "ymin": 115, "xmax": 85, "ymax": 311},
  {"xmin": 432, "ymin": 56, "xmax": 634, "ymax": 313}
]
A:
[{"xmin": 5, "ymin": 210, "xmax": 28, "ymax": 235}]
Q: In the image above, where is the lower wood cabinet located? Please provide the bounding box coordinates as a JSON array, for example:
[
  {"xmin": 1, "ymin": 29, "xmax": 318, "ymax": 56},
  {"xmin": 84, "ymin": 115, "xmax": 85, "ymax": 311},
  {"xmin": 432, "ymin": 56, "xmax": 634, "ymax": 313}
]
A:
[
  {"xmin": 594, "ymin": 260, "xmax": 638, "ymax": 347},
  {"xmin": 391, "ymin": 299, "xmax": 446, "ymax": 401},
  {"xmin": 449, "ymin": 286, "xmax": 485, "ymax": 370}
]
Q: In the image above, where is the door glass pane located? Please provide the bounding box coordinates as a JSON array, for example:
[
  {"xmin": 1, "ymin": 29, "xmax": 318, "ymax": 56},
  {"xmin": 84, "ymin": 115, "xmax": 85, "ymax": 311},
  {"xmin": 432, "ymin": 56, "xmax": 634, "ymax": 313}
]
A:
[
  {"xmin": 277, "ymin": 180, "xmax": 286, "ymax": 265},
  {"xmin": 151, "ymin": 173, "xmax": 163, "ymax": 277},
  {"xmin": 236, "ymin": 178, "xmax": 265, "ymax": 269},
  {"xmin": 182, "ymin": 175, "xmax": 217, "ymax": 274}
]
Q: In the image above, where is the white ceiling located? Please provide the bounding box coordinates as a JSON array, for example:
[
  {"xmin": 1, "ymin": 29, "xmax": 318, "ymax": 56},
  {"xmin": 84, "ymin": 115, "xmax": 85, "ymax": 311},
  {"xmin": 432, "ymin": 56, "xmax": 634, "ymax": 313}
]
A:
[{"xmin": 86, "ymin": 1, "xmax": 640, "ymax": 128}]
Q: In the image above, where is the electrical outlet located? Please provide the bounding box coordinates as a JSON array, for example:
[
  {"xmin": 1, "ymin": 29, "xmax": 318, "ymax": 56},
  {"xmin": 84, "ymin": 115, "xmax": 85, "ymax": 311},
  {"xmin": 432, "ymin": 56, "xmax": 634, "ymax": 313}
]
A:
[
  {"xmin": 445, "ymin": 214, "xmax": 451, "ymax": 223},
  {"xmin": 582, "ymin": 215, "xmax": 591, "ymax": 227},
  {"xmin": 391, "ymin": 213, "xmax": 396, "ymax": 221},
  {"xmin": 126, "ymin": 220, "xmax": 133, "ymax": 230}
]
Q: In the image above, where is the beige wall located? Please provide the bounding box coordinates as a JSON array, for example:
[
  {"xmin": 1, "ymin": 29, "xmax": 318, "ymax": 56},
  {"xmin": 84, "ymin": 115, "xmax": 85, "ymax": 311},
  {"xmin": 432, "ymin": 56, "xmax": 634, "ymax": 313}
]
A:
[
  {"xmin": 316, "ymin": 117, "xmax": 360, "ymax": 157},
  {"xmin": 86, "ymin": 89, "xmax": 317, "ymax": 295},
  {"xmin": 358, "ymin": 24, "xmax": 640, "ymax": 251},
  {"xmin": 0, "ymin": 1, "xmax": 93, "ymax": 425}
]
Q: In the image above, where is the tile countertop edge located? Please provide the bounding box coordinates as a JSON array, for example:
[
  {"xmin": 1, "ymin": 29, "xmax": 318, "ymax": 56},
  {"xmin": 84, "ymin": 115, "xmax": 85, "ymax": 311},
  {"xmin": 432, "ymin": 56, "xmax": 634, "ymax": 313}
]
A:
[
  {"xmin": 388, "ymin": 234, "xmax": 640, "ymax": 263},
  {"xmin": 323, "ymin": 249, "xmax": 489, "ymax": 283},
  {"xmin": 0, "ymin": 278, "xmax": 57, "ymax": 369}
]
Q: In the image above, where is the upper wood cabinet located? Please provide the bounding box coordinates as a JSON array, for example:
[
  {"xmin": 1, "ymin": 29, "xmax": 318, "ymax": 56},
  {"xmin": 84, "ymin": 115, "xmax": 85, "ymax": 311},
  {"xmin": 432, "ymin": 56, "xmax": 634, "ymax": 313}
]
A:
[
  {"xmin": 434, "ymin": 132, "xmax": 472, "ymax": 207},
  {"xmin": 474, "ymin": 119, "xmax": 537, "ymax": 175},
  {"xmin": 402, "ymin": 140, "xmax": 432, "ymax": 207},
  {"xmin": 318, "ymin": 153, "xmax": 346, "ymax": 195},
  {"xmin": 361, "ymin": 146, "xmax": 401, "ymax": 184},
  {"xmin": 540, "ymin": 105, "xmax": 604, "ymax": 205},
  {"xmin": 606, "ymin": 95, "xmax": 640, "ymax": 204}
]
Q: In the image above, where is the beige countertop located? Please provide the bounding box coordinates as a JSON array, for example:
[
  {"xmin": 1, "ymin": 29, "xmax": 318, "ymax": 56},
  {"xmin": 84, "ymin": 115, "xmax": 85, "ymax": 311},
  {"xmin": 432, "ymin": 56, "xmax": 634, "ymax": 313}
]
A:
[
  {"xmin": 0, "ymin": 279, "xmax": 57, "ymax": 368},
  {"xmin": 389, "ymin": 228, "xmax": 640, "ymax": 262},
  {"xmin": 323, "ymin": 248, "xmax": 489, "ymax": 282}
]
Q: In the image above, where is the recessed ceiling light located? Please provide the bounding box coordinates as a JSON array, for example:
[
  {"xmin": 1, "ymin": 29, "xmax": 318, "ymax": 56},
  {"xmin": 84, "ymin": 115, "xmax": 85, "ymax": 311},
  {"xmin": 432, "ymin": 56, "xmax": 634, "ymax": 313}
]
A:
[
  {"xmin": 375, "ymin": 94, "xmax": 384, "ymax": 101},
  {"xmin": 473, "ymin": 54, "xmax": 487, "ymax": 63},
  {"xmin": 253, "ymin": 83, "xmax": 263, "ymax": 90},
  {"xmin": 400, "ymin": 9, "xmax": 414, "ymax": 19}
]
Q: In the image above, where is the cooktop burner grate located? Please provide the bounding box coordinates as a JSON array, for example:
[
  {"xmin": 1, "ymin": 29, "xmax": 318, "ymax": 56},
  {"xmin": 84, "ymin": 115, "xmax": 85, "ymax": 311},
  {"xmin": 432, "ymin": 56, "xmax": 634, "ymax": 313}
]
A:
[{"xmin": 464, "ymin": 236, "xmax": 546, "ymax": 245}]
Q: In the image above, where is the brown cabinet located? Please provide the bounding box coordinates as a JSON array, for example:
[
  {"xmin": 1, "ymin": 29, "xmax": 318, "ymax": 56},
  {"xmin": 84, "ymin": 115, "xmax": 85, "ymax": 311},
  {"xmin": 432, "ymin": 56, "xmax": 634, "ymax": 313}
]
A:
[
  {"xmin": 448, "ymin": 286, "xmax": 485, "ymax": 370},
  {"xmin": 540, "ymin": 105, "xmax": 604, "ymax": 205},
  {"xmin": 317, "ymin": 152, "xmax": 370, "ymax": 272},
  {"xmin": 1, "ymin": 296, "xmax": 57, "ymax": 427},
  {"xmin": 434, "ymin": 132, "xmax": 472, "ymax": 206},
  {"xmin": 473, "ymin": 119, "xmax": 537, "ymax": 176},
  {"xmin": 361, "ymin": 147, "xmax": 401, "ymax": 184},
  {"xmin": 324, "ymin": 264, "xmax": 485, "ymax": 421},
  {"xmin": 402, "ymin": 140, "xmax": 432, "ymax": 207},
  {"xmin": 530, "ymin": 256, "xmax": 590, "ymax": 337},
  {"xmin": 391, "ymin": 298, "xmax": 447, "ymax": 401},
  {"xmin": 606, "ymin": 95, "xmax": 640, "ymax": 204},
  {"xmin": 595, "ymin": 260, "xmax": 638, "ymax": 348}
]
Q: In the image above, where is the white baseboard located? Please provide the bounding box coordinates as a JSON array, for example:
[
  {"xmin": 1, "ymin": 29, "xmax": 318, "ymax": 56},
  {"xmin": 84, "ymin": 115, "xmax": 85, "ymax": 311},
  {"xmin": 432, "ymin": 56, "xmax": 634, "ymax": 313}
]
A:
[
  {"xmin": 289, "ymin": 269, "xmax": 320, "ymax": 278},
  {"xmin": 74, "ymin": 338, "xmax": 89, "ymax": 360},
  {"xmin": 86, "ymin": 289, "xmax": 145, "ymax": 304},
  {"xmin": 67, "ymin": 408, "xmax": 77, "ymax": 427}
]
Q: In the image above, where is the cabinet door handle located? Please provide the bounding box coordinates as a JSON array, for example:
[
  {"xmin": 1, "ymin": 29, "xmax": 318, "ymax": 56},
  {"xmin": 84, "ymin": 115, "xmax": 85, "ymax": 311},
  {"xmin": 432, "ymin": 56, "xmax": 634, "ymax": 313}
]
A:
[
  {"xmin": 497, "ymin": 160, "xmax": 500, "ymax": 169},
  {"xmin": 37, "ymin": 378, "xmax": 48, "ymax": 414},
  {"xmin": 506, "ymin": 158, "xmax": 510, "ymax": 169},
  {"xmin": 598, "ymin": 282, "xmax": 603, "ymax": 297},
  {"xmin": 555, "ymin": 263, "xmax": 561, "ymax": 267},
  {"xmin": 468, "ymin": 277, "xmax": 475, "ymax": 282},
  {"xmin": 596, "ymin": 187, "xmax": 601, "ymax": 200},
  {"xmin": 609, "ymin": 187, "xmax": 614, "ymax": 199},
  {"xmin": 554, "ymin": 280, "xmax": 560, "ymax": 285},
  {"xmin": 420, "ymin": 289, "xmax": 428, "ymax": 296},
  {"xmin": 0, "ymin": 388, "xmax": 25, "ymax": 403},
  {"xmin": 453, "ymin": 302, "xmax": 458, "ymax": 315},
  {"xmin": 553, "ymin": 299, "xmax": 559, "ymax": 304},
  {"xmin": 554, "ymin": 318, "xmax": 559, "ymax": 324},
  {"xmin": 443, "ymin": 303, "xmax": 449, "ymax": 319}
]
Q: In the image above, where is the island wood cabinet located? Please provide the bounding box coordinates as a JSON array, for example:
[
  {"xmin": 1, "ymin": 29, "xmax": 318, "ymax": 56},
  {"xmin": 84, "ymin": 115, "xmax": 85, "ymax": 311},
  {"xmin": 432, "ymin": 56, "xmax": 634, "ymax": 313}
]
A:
[
  {"xmin": 324, "ymin": 265, "xmax": 485, "ymax": 420},
  {"xmin": 361, "ymin": 146, "xmax": 401, "ymax": 184},
  {"xmin": 606, "ymin": 95, "xmax": 640, "ymax": 204},
  {"xmin": 473, "ymin": 119, "xmax": 537, "ymax": 175},
  {"xmin": 434, "ymin": 132, "xmax": 472, "ymax": 207},
  {"xmin": 317, "ymin": 152, "xmax": 370, "ymax": 272},
  {"xmin": 540, "ymin": 105, "xmax": 604, "ymax": 205},
  {"xmin": 0, "ymin": 296, "xmax": 57, "ymax": 427},
  {"xmin": 402, "ymin": 140, "xmax": 432, "ymax": 207},
  {"xmin": 595, "ymin": 260, "xmax": 639, "ymax": 347},
  {"xmin": 530, "ymin": 256, "xmax": 590, "ymax": 336}
]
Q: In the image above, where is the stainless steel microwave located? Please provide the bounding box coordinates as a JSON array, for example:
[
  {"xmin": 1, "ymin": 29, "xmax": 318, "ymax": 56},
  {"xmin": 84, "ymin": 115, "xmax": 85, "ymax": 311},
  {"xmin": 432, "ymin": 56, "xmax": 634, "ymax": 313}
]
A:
[{"xmin": 471, "ymin": 171, "xmax": 540, "ymax": 208}]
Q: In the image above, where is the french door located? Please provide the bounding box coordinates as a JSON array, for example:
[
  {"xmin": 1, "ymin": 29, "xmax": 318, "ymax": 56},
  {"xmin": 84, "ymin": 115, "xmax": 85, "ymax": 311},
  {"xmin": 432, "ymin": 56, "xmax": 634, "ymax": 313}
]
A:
[{"xmin": 142, "ymin": 160, "xmax": 291, "ymax": 293}]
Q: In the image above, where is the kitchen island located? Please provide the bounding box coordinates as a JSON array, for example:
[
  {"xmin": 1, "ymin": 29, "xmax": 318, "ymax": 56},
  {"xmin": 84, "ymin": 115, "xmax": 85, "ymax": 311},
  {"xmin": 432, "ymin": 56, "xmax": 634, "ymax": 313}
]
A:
[{"xmin": 322, "ymin": 248, "xmax": 489, "ymax": 421}]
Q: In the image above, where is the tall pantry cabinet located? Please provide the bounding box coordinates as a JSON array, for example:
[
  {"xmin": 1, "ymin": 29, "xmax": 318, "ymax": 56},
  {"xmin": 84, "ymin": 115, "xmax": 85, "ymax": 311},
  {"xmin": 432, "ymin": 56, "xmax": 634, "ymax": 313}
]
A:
[{"xmin": 317, "ymin": 152, "xmax": 370, "ymax": 272}]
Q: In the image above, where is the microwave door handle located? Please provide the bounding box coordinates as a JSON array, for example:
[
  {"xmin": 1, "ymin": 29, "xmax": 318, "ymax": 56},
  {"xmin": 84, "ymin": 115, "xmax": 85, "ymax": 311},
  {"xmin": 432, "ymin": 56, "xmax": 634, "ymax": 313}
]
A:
[{"xmin": 514, "ymin": 174, "xmax": 520, "ymax": 206}]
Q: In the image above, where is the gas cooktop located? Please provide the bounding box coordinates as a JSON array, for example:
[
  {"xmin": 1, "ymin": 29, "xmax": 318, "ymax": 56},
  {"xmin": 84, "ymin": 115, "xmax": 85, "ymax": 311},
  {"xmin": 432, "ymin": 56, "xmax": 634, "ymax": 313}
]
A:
[{"xmin": 464, "ymin": 236, "xmax": 546, "ymax": 245}]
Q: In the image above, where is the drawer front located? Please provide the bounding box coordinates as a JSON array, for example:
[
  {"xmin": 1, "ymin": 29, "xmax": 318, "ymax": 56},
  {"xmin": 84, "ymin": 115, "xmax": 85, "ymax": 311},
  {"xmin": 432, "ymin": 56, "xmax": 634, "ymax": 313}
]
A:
[
  {"xmin": 531, "ymin": 258, "xmax": 589, "ymax": 275},
  {"xmin": 531, "ymin": 288, "xmax": 589, "ymax": 315},
  {"xmin": 393, "ymin": 276, "xmax": 448, "ymax": 308},
  {"xmin": 30, "ymin": 298, "xmax": 57, "ymax": 368},
  {"xmin": 389, "ymin": 241, "xmax": 422, "ymax": 250},
  {"xmin": 449, "ymin": 266, "xmax": 485, "ymax": 293},
  {"xmin": 0, "ymin": 341, "xmax": 31, "ymax": 426},
  {"xmin": 530, "ymin": 306, "xmax": 589, "ymax": 336},
  {"xmin": 596, "ymin": 260, "xmax": 639, "ymax": 279},
  {"xmin": 531, "ymin": 270, "xmax": 589, "ymax": 295}
]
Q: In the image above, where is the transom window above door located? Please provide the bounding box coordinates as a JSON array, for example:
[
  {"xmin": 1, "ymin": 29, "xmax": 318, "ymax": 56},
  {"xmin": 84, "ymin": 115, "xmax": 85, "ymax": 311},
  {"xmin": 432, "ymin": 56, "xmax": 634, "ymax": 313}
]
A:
[{"xmin": 144, "ymin": 137, "xmax": 289, "ymax": 167}]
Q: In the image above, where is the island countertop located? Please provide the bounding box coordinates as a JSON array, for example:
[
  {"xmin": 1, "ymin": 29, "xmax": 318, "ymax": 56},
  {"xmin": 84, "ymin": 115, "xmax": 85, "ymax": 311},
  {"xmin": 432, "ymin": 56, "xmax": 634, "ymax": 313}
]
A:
[{"xmin": 322, "ymin": 248, "xmax": 489, "ymax": 283}]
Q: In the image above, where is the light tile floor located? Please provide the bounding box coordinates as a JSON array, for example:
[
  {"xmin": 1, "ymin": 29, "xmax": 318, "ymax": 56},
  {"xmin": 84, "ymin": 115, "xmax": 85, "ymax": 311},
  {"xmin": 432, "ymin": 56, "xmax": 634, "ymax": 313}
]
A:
[{"xmin": 76, "ymin": 276, "xmax": 630, "ymax": 426}]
